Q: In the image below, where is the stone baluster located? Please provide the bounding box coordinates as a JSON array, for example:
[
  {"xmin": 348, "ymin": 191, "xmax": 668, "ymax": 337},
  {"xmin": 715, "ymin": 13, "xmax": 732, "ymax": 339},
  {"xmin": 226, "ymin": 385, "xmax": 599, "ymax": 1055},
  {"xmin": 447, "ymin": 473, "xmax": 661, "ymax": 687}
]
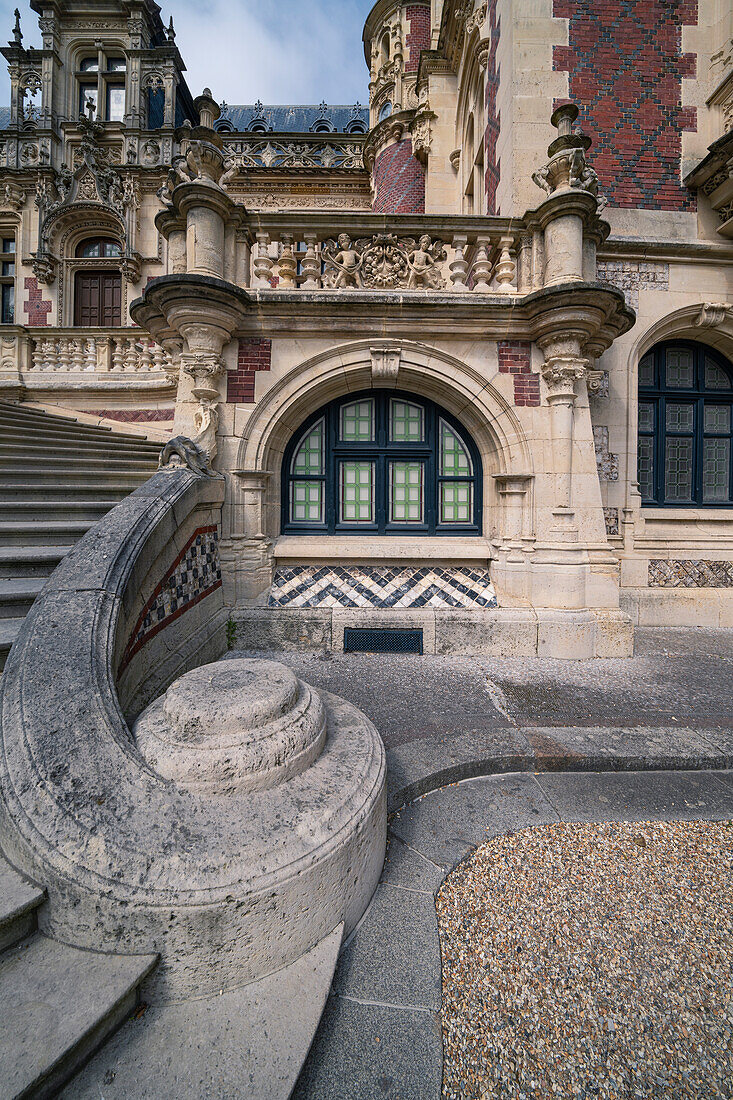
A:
[
  {"xmin": 111, "ymin": 338, "xmax": 124, "ymax": 372},
  {"xmin": 30, "ymin": 339, "xmax": 42, "ymax": 372},
  {"xmin": 42, "ymin": 338, "xmax": 56, "ymax": 371},
  {"xmin": 124, "ymin": 339, "xmax": 139, "ymax": 372},
  {"xmin": 139, "ymin": 341, "xmax": 154, "ymax": 372},
  {"xmin": 472, "ymin": 236, "xmax": 492, "ymax": 292},
  {"xmin": 496, "ymin": 235, "xmax": 517, "ymax": 292},
  {"xmin": 57, "ymin": 337, "xmax": 72, "ymax": 372},
  {"xmin": 71, "ymin": 339, "xmax": 85, "ymax": 372},
  {"xmin": 152, "ymin": 344, "xmax": 167, "ymax": 373},
  {"xmin": 252, "ymin": 231, "xmax": 274, "ymax": 288},
  {"xmin": 84, "ymin": 338, "xmax": 97, "ymax": 372},
  {"xmin": 300, "ymin": 232, "xmax": 321, "ymax": 289},
  {"xmin": 450, "ymin": 233, "xmax": 469, "ymax": 291},
  {"xmin": 277, "ymin": 234, "xmax": 297, "ymax": 289}
]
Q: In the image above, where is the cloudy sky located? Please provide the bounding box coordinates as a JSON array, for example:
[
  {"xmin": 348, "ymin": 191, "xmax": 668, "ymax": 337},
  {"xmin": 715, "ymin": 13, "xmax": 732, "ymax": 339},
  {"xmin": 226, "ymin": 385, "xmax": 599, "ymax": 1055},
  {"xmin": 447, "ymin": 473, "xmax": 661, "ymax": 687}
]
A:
[{"xmin": 0, "ymin": 0, "xmax": 374, "ymax": 106}]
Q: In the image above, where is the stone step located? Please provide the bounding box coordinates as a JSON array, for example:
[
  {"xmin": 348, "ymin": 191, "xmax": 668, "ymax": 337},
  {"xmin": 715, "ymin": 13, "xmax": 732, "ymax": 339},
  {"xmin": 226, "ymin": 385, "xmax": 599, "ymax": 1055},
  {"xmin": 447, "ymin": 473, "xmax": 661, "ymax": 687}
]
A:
[
  {"xmin": 0, "ymin": 440, "xmax": 160, "ymax": 461},
  {"xmin": 0, "ymin": 856, "xmax": 45, "ymax": 953},
  {"xmin": 0, "ymin": 934, "xmax": 157, "ymax": 1100},
  {"xmin": 1, "ymin": 500, "xmax": 122, "ymax": 521},
  {"xmin": 0, "ymin": 454, "xmax": 157, "ymax": 472},
  {"xmin": 0, "ymin": 546, "xmax": 72, "ymax": 578},
  {"xmin": 0, "ymin": 617, "xmax": 23, "ymax": 669},
  {"xmin": 0, "ymin": 405, "xmax": 160, "ymax": 447},
  {"xmin": 0, "ymin": 416, "xmax": 159, "ymax": 448},
  {"xmin": 0, "ymin": 430, "xmax": 161, "ymax": 457},
  {"xmin": 0, "ymin": 519, "xmax": 95, "ymax": 546},
  {"xmin": 0, "ymin": 468, "xmax": 151, "ymax": 486},
  {"xmin": 0, "ymin": 483, "xmax": 133, "ymax": 502},
  {"xmin": 0, "ymin": 577, "xmax": 46, "ymax": 619}
]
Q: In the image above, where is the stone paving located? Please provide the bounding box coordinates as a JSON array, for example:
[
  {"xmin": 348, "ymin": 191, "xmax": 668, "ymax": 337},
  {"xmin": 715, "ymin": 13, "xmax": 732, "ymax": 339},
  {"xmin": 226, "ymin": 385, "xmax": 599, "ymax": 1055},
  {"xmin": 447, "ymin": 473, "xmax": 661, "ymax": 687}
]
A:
[{"xmin": 268, "ymin": 629, "xmax": 733, "ymax": 1099}]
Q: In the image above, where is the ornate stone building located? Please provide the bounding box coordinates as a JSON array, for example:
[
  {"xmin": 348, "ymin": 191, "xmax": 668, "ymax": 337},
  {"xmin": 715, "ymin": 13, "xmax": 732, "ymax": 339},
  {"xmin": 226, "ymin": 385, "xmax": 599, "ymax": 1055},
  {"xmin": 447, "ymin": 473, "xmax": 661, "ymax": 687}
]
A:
[{"xmin": 1, "ymin": 0, "xmax": 733, "ymax": 659}]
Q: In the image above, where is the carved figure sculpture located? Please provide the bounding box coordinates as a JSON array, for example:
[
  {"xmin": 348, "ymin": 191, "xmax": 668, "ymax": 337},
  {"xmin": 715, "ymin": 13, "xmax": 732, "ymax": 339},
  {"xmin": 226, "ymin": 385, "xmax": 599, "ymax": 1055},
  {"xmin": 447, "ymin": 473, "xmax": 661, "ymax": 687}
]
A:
[
  {"xmin": 407, "ymin": 234, "xmax": 441, "ymax": 288},
  {"xmin": 326, "ymin": 233, "xmax": 363, "ymax": 287}
]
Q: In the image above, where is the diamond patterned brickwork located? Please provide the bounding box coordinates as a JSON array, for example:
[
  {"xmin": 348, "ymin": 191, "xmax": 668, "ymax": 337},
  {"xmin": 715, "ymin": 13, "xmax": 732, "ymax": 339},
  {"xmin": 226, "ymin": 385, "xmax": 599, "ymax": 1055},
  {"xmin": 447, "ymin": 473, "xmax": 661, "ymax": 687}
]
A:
[
  {"xmin": 269, "ymin": 565, "xmax": 498, "ymax": 609},
  {"xmin": 372, "ymin": 140, "xmax": 426, "ymax": 213},
  {"xmin": 89, "ymin": 408, "xmax": 174, "ymax": 423},
  {"xmin": 484, "ymin": 0, "xmax": 500, "ymax": 214},
  {"xmin": 23, "ymin": 276, "xmax": 52, "ymax": 326},
  {"xmin": 553, "ymin": 0, "xmax": 698, "ymax": 211},
  {"xmin": 405, "ymin": 4, "xmax": 430, "ymax": 73},
  {"xmin": 648, "ymin": 559, "xmax": 733, "ymax": 587},
  {"xmin": 597, "ymin": 260, "xmax": 669, "ymax": 311},
  {"xmin": 498, "ymin": 341, "xmax": 539, "ymax": 407},
  {"xmin": 118, "ymin": 525, "xmax": 222, "ymax": 674},
  {"xmin": 227, "ymin": 338, "xmax": 271, "ymax": 404}
]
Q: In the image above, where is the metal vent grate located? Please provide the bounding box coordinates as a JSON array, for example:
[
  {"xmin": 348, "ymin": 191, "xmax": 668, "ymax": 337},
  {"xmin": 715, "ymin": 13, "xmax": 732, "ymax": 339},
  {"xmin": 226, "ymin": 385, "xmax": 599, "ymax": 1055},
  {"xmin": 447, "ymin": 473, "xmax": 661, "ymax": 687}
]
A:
[{"xmin": 343, "ymin": 628, "xmax": 423, "ymax": 654}]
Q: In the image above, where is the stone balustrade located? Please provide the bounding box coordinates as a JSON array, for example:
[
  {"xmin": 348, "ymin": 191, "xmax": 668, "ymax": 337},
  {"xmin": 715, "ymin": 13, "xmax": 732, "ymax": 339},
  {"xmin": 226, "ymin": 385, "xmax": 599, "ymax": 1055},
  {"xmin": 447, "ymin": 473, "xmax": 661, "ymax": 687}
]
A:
[
  {"xmin": 245, "ymin": 215, "xmax": 521, "ymax": 294},
  {"xmin": 221, "ymin": 133, "xmax": 365, "ymax": 171},
  {"xmin": 23, "ymin": 329, "xmax": 172, "ymax": 374}
]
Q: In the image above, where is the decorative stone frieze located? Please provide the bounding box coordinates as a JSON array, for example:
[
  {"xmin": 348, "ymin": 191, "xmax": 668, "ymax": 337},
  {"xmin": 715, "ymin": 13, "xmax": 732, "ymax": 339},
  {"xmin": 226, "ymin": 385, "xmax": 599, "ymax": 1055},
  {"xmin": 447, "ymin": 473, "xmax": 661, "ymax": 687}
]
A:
[
  {"xmin": 322, "ymin": 232, "xmax": 446, "ymax": 289},
  {"xmin": 596, "ymin": 260, "xmax": 669, "ymax": 311}
]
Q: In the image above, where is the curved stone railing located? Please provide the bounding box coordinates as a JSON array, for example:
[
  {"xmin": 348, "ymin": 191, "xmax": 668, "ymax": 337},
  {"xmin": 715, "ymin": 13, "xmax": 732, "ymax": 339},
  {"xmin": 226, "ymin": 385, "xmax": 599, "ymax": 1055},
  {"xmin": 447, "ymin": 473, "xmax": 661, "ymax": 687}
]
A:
[{"xmin": 0, "ymin": 463, "xmax": 386, "ymax": 1003}]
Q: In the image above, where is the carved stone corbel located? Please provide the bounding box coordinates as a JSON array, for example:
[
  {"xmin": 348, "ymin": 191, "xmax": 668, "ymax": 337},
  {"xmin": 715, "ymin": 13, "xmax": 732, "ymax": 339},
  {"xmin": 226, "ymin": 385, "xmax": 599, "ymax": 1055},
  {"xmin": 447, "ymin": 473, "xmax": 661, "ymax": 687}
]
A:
[
  {"xmin": 370, "ymin": 346, "xmax": 401, "ymax": 382},
  {"xmin": 695, "ymin": 302, "xmax": 732, "ymax": 329}
]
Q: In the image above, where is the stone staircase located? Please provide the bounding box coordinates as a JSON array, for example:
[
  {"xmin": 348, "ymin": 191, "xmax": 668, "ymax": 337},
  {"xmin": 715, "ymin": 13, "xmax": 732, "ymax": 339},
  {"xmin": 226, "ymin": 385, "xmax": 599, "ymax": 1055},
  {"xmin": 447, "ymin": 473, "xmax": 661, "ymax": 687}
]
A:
[
  {"xmin": 0, "ymin": 402, "xmax": 162, "ymax": 670},
  {"xmin": 0, "ymin": 853, "xmax": 156, "ymax": 1098}
]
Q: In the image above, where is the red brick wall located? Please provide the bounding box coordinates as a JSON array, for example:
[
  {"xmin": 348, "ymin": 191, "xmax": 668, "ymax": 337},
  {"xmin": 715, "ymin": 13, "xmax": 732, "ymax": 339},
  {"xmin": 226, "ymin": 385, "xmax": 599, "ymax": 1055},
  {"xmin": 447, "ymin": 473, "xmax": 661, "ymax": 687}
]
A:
[
  {"xmin": 498, "ymin": 341, "xmax": 539, "ymax": 406},
  {"xmin": 227, "ymin": 338, "xmax": 271, "ymax": 404},
  {"xmin": 405, "ymin": 3, "xmax": 431, "ymax": 73},
  {"xmin": 553, "ymin": 0, "xmax": 697, "ymax": 211},
  {"xmin": 372, "ymin": 140, "xmax": 426, "ymax": 213},
  {"xmin": 484, "ymin": 0, "xmax": 500, "ymax": 214},
  {"xmin": 23, "ymin": 276, "xmax": 52, "ymax": 326}
]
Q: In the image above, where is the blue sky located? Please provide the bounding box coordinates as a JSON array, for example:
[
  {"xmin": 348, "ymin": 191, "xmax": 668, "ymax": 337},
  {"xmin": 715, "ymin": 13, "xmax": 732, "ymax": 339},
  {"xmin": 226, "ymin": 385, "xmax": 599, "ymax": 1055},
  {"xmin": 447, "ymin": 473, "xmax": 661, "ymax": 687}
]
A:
[{"xmin": 0, "ymin": 0, "xmax": 374, "ymax": 106}]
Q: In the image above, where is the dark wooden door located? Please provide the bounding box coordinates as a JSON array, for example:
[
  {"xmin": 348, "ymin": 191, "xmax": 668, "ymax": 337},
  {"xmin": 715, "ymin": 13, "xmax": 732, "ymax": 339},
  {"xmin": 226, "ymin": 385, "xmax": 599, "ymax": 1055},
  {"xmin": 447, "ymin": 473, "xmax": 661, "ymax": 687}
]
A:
[{"xmin": 74, "ymin": 271, "xmax": 122, "ymax": 327}]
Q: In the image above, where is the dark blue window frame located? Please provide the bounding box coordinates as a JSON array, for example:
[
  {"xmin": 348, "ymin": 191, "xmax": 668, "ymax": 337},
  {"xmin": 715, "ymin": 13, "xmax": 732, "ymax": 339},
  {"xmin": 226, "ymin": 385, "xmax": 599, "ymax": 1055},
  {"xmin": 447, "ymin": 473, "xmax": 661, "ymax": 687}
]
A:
[
  {"xmin": 638, "ymin": 340, "xmax": 733, "ymax": 506},
  {"xmin": 281, "ymin": 389, "xmax": 483, "ymax": 535}
]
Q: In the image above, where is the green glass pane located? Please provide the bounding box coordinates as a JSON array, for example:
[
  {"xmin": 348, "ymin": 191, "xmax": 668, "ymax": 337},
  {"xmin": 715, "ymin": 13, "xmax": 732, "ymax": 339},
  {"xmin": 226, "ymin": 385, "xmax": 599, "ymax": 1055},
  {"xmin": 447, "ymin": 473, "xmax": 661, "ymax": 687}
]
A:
[
  {"xmin": 638, "ymin": 402, "xmax": 654, "ymax": 433},
  {"xmin": 390, "ymin": 399, "xmax": 424, "ymax": 442},
  {"xmin": 638, "ymin": 354, "xmax": 655, "ymax": 387},
  {"xmin": 665, "ymin": 347, "xmax": 694, "ymax": 388},
  {"xmin": 340, "ymin": 399, "xmax": 374, "ymax": 442},
  {"xmin": 666, "ymin": 403, "xmax": 693, "ymax": 432},
  {"xmin": 340, "ymin": 461, "xmax": 374, "ymax": 523},
  {"xmin": 440, "ymin": 421, "xmax": 471, "ymax": 476},
  {"xmin": 704, "ymin": 404, "xmax": 731, "ymax": 434},
  {"xmin": 638, "ymin": 436, "xmax": 654, "ymax": 501},
  {"xmin": 292, "ymin": 419, "xmax": 324, "ymax": 475},
  {"xmin": 440, "ymin": 481, "xmax": 472, "ymax": 524},
  {"xmin": 290, "ymin": 480, "xmax": 323, "ymax": 523},
  {"xmin": 703, "ymin": 438, "xmax": 731, "ymax": 502},
  {"xmin": 390, "ymin": 461, "xmax": 424, "ymax": 523},
  {"xmin": 664, "ymin": 436, "xmax": 693, "ymax": 501},
  {"xmin": 704, "ymin": 357, "xmax": 731, "ymax": 391}
]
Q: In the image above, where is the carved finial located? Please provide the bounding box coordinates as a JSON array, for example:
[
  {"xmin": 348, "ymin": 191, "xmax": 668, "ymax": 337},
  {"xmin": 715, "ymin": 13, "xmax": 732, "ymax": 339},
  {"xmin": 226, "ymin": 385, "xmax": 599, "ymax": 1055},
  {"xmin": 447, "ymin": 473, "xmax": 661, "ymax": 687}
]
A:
[
  {"xmin": 167, "ymin": 16, "xmax": 175, "ymax": 43},
  {"xmin": 84, "ymin": 94, "xmax": 96, "ymax": 121},
  {"xmin": 10, "ymin": 8, "xmax": 21, "ymax": 47}
]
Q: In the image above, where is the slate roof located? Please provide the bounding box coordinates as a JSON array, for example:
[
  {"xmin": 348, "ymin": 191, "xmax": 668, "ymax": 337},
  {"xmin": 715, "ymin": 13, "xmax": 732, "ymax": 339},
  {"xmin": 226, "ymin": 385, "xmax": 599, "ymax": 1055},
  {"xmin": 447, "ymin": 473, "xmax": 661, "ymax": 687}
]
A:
[
  {"xmin": 0, "ymin": 108, "xmax": 10, "ymax": 128},
  {"xmin": 216, "ymin": 102, "xmax": 368, "ymax": 134}
]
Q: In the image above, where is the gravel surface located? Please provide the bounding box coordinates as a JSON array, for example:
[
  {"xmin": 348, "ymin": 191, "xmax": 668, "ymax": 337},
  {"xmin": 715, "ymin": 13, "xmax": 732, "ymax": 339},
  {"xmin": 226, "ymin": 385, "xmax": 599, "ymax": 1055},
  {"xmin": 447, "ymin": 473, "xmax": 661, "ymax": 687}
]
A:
[{"xmin": 436, "ymin": 821, "xmax": 733, "ymax": 1099}]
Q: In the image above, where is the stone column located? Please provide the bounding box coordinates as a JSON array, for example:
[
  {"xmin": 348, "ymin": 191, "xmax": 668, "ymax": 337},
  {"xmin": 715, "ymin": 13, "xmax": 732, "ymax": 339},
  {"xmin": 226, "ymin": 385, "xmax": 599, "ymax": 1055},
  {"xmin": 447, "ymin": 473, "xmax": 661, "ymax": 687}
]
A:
[{"xmin": 539, "ymin": 338, "xmax": 587, "ymax": 536}]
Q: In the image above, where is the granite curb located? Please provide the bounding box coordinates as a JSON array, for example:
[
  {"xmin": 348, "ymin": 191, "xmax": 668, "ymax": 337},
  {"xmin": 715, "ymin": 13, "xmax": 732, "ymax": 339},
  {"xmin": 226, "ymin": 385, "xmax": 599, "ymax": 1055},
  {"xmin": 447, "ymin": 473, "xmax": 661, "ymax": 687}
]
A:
[{"xmin": 386, "ymin": 724, "xmax": 732, "ymax": 811}]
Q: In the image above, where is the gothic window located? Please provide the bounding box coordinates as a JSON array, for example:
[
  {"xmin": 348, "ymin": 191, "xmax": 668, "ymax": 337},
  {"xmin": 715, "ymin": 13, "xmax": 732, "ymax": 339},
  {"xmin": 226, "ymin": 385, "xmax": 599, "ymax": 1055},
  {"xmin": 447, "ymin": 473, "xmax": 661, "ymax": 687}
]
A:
[
  {"xmin": 638, "ymin": 341, "xmax": 733, "ymax": 506},
  {"xmin": 282, "ymin": 391, "xmax": 482, "ymax": 534},
  {"xmin": 0, "ymin": 236, "xmax": 16, "ymax": 324},
  {"xmin": 76, "ymin": 50, "xmax": 126, "ymax": 121},
  {"xmin": 378, "ymin": 101, "xmax": 392, "ymax": 123}
]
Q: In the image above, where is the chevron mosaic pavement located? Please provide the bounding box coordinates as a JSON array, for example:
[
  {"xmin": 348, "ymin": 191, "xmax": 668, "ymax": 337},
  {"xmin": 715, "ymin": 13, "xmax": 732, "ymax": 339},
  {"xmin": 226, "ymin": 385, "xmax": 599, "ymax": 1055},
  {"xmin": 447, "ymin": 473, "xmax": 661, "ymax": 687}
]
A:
[
  {"xmin": 269, "ymin": 566, "xmax": 497, "ymax": 609},
  {"xmin": 648, "ymin": 559, "xmax": 733, "ymax": 588}
]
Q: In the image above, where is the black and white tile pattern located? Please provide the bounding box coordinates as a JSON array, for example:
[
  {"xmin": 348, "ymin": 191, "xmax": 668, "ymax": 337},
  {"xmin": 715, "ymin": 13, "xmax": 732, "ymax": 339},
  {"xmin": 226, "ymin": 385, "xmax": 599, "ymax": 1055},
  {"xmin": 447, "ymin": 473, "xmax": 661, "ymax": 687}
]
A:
[{"xmin": 269, "ymin": 565, "xmax": 497, "ymax": 609}]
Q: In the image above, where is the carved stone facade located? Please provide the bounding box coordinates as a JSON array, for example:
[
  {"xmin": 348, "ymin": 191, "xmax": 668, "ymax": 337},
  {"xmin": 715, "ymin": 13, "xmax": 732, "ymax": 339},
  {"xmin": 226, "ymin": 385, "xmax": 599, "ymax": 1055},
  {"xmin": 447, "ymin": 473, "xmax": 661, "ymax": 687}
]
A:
[{"xmin": 1, "ymin": 0, "xmax": 733, "ymax": 650}]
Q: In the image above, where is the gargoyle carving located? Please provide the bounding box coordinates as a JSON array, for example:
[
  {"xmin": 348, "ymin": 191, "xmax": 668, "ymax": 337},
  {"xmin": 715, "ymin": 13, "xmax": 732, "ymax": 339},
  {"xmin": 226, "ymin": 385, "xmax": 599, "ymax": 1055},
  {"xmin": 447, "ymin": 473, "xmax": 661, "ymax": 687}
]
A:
[{"xmin": 159, "ymin": 436, "xmax": 215, "ymax": 477}]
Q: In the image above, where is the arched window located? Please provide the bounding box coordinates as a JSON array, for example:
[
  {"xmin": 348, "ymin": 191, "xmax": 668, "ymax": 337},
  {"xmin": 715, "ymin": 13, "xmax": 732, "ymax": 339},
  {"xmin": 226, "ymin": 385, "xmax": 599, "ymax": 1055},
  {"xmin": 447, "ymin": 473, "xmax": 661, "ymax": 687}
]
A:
[
  {"xmin": 76, "ymin": 238, "xmax": 122, "ymax": 258},
  {"xmin": 638, "ymin": 341, "xmax": 733, "ymax": 506},
  {"xmin": 347, "ymin": 120, "xmax": 367, "ymax": 134},
  {"xmin": 282, "ymin": 391, "xmax": 482, "ymax": 534},
  {"xmin": 378, "ymin": 100, "xmax": 392, "ymax": 123}
]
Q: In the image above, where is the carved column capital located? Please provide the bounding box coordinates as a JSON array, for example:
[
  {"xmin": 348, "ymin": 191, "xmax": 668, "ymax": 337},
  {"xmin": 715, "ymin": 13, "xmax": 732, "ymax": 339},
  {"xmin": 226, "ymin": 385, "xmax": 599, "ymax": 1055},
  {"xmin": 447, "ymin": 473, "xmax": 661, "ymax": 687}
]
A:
[{"xmin": 540, "ymin": 356, "xmax": 587, "ymax": 402}]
